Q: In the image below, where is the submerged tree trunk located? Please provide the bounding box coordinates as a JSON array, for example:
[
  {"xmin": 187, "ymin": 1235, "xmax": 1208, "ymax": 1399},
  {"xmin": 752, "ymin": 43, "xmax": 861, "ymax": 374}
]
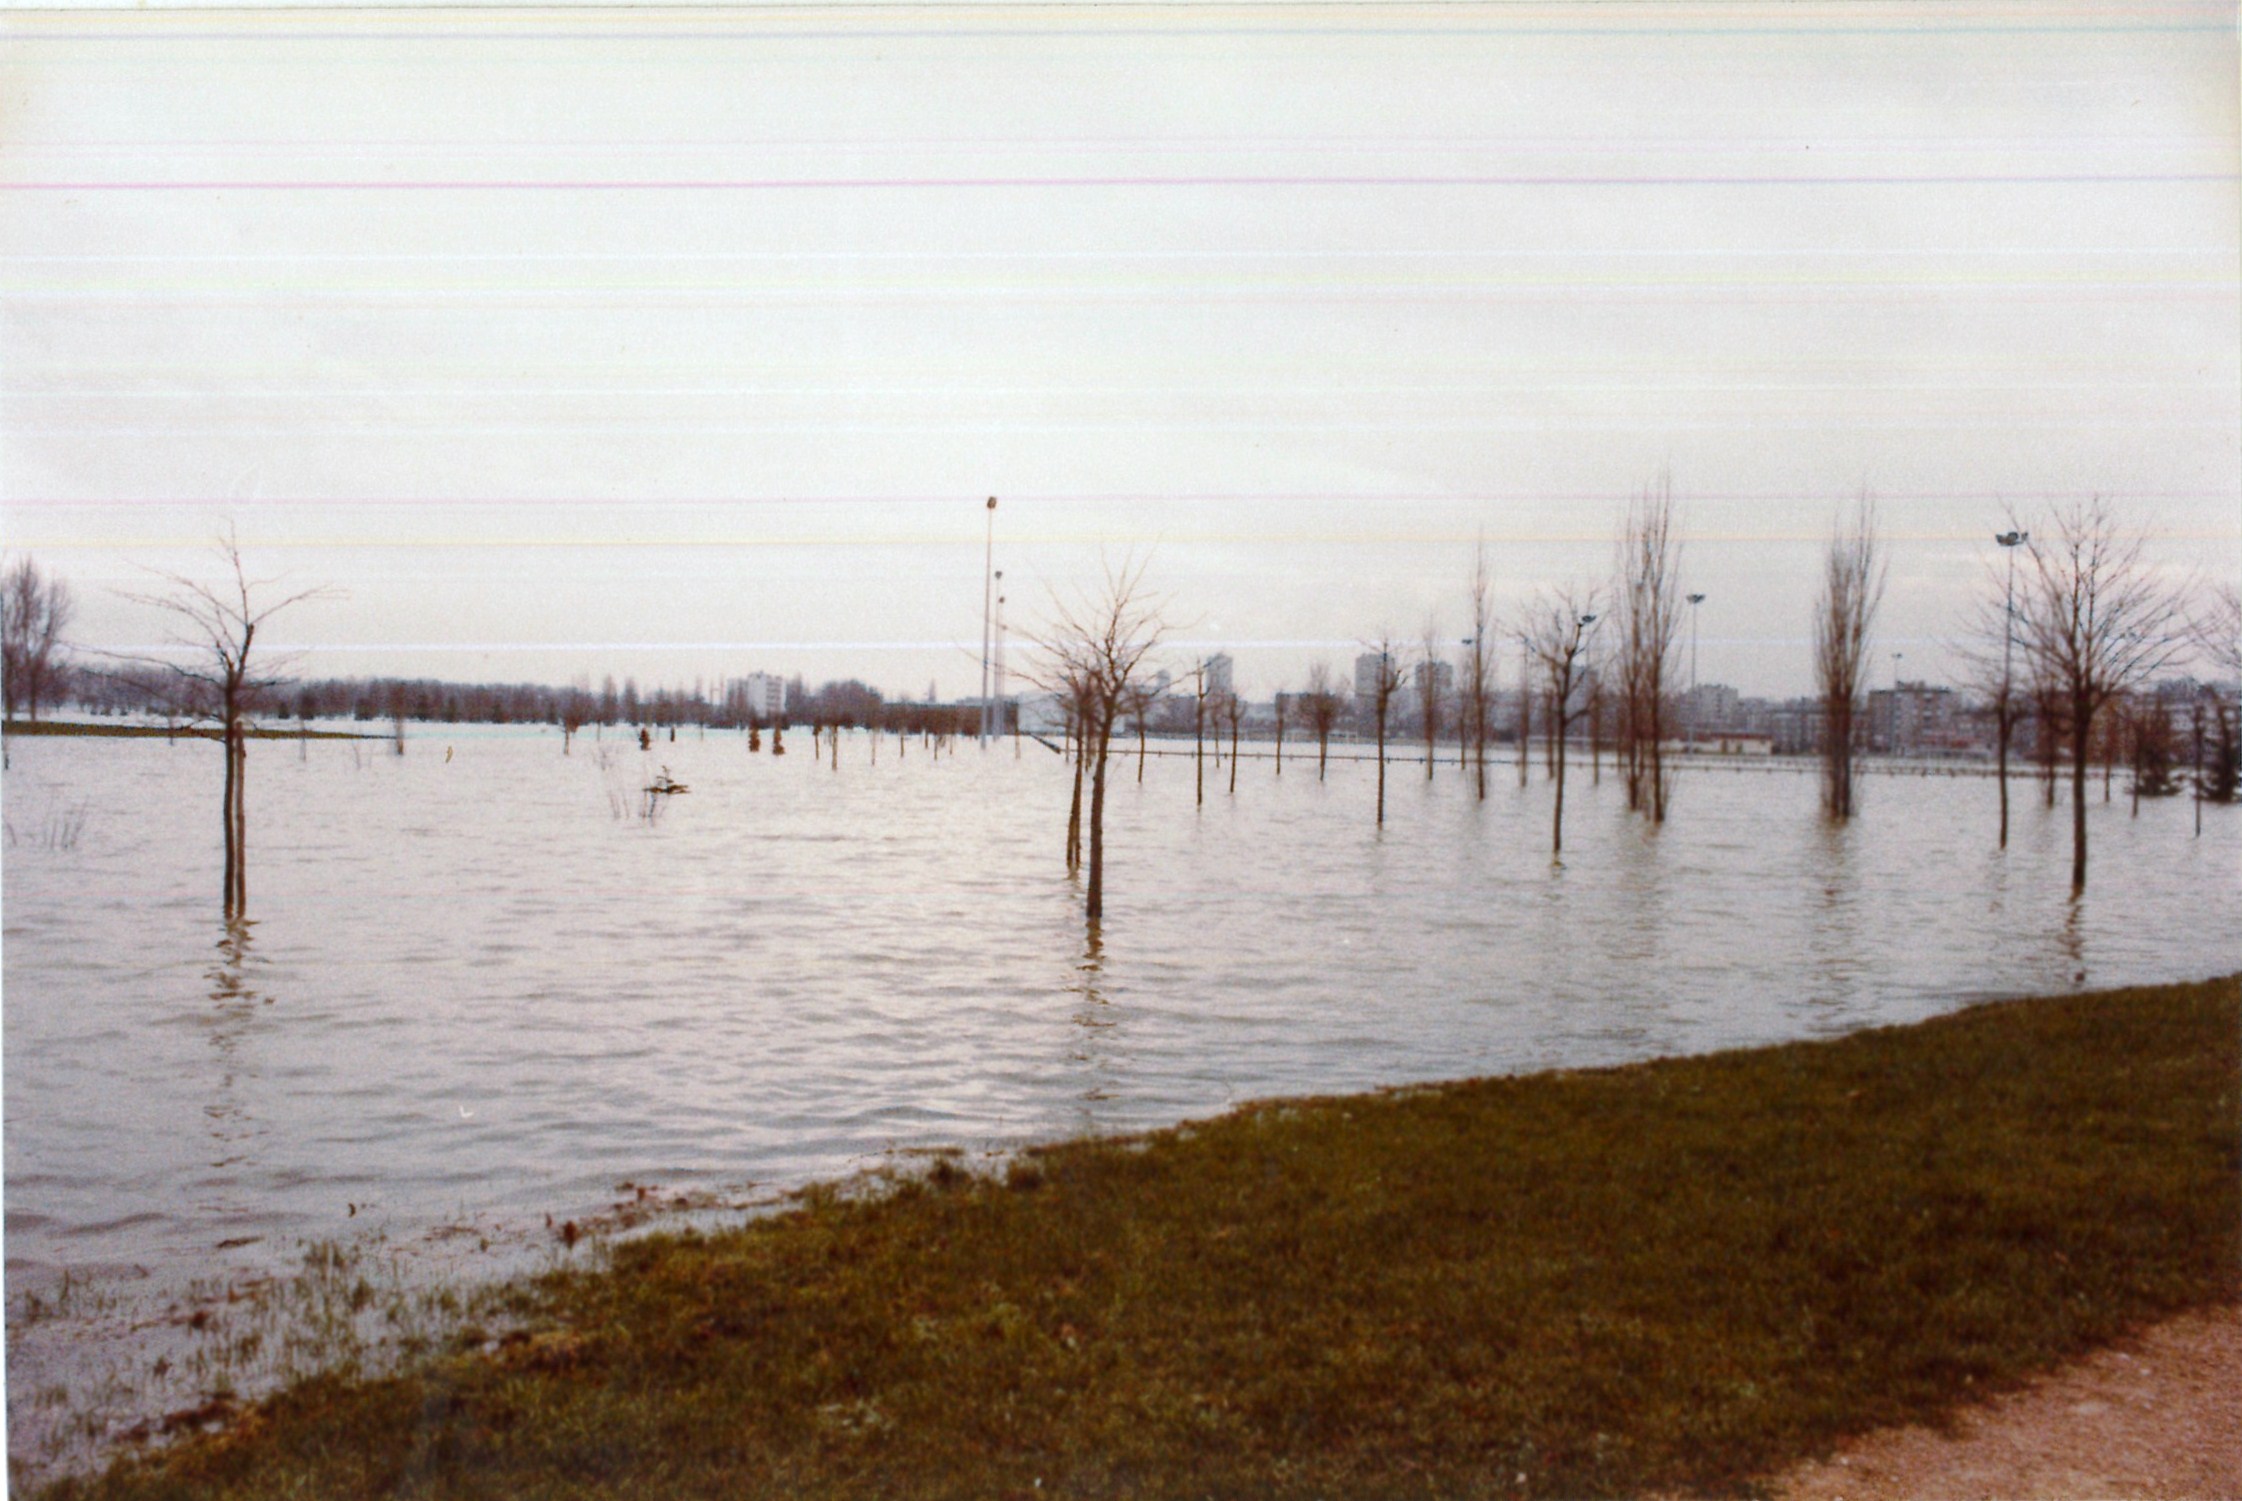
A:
[
  {"xmin": 2071, "ymin": 700, "xmax": 2091, "ymax": 891},
  {"xmin": 1086, "ymin": 711, "xmax": 1112, "ymax": 922},
  {"xmin": 1518, "ymin": 678, "xmax": 1532, "ymax": 789},
  {"xmin": 1423, "ymin": 680, "xmax": 1437, "ymax": 783},
  {"xmin": 1065, "ymin": 713, "xmax": 1084, "ymax": 871},
  {"xmin": 1375, "ymin": 709, "xmax": 1388, "ymax": 825},
  {"xmin": 1194, "ymin": 693, "xmax": 1205, "ymax": 807},
  {"xmin": 1590, "ymin": 689, "xmax": 1603, "ymax": 786},
  {"xmin": 1473, "ymin": 703, "xmax": 1486, "ymax": 801},
  {"xmin": 1552, "ymin": 717, "xmax": 1568, "ymax": 856},
  {"xmin": 221, "ymin": 698, "xmax": 241, "ymax": 915},
  {"xmin": 232, "ymin": 725, "xmax": 247, "ymax": 914},
  {"xmin": 1650, "ymin": 716, "xmax": 1668, "ymax": 822},
  {"xmin": 1996, "ymin": 703, "xmax": 2012, "ymax": 849}
]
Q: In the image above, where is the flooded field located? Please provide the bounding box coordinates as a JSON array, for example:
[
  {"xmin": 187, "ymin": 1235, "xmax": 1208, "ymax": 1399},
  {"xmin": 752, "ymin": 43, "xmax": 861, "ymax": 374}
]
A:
[{"xmin": 6, "ymin": 724, "xmax": 2239, "ymax": 1468}]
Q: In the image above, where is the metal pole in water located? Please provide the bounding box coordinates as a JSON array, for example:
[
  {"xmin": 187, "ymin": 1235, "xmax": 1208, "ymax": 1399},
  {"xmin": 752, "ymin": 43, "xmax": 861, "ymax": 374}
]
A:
[
  {"xmin": 979, "ymin": 497, "xmax": 997, "ymax": 746},
  {"xmin": 994, "ymin": 573, "xmax": 1008, "ymax": 751},
  {"xmin": 1686, "ymin": 592, "xmax": 1705, "ymax": 749}
]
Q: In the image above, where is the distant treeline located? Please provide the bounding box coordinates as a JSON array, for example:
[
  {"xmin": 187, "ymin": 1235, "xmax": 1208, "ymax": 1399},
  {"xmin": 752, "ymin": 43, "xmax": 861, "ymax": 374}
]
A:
[{"xmin": 63, "ymin": 665, "xmax": 984, "ymax": 737}]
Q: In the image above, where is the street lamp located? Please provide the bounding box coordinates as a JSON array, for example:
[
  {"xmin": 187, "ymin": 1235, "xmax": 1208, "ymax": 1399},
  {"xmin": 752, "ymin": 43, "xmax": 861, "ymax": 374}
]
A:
[
  {"xmin": 1996, "ymin": 529, "xmax": 2028, "ymax": 689},
  {"xmin": 1685, "ymin": 592, "xmax": 1706, "ymax": 748}
]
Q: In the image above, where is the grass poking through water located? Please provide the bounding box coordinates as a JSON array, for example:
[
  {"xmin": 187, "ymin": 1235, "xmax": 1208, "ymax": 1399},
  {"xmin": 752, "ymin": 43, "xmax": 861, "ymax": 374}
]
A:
[{"xmin": 34, "ymin": 976, "xmax": 2240, "ymax": 1499}]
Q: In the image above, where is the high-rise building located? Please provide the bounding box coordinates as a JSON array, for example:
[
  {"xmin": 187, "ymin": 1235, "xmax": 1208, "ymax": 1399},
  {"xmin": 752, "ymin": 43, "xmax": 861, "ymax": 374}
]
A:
[
  {"xmin": 1204, "ymin": 653, "xmax": 1234, "ymax": 698},
  {"xmin": 1867, "ymin": 680, "xmax": 1960, "ymax": 755},
  {"xmin": 736, "ymin": 671, "xmax": 786, "ymax": 721},
  {"xmin": 1414, "ymin": 659, "xmax": 1456, "ymax": 699},
  {"xmin": 1353, "ymin": 650, "xmax": 1395, "ymax": 700}
]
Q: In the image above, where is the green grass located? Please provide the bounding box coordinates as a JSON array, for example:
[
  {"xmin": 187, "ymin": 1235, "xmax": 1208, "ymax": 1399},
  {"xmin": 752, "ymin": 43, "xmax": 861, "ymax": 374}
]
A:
[{"xmin": 36, "ymin": 977, "xmax": 2240, "ymax": 1500}]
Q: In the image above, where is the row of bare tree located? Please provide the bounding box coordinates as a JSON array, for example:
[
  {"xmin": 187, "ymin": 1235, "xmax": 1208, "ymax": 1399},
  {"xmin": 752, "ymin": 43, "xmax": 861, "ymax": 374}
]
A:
[
  {"xmin": 1026, "ymin": 491, "xmax": 2229, "ymax": 917},
  {"xmin": 1815, "ymin": 496, "xmax": 2227, "ymax": 892},
  {"xmin": 6, "ymin": 496, "xmax": 2236, "ymax": 922}
]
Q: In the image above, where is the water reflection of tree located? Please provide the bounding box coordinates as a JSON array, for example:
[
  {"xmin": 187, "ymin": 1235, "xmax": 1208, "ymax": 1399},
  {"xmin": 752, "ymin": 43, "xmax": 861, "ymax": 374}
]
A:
[
  {"xmin": 2058, "ymin": 894, "xmax": 2087, "ymax": 984},
  {"xmin": 202, "ymin": 918, "xmax": 274, "ymax": 1173},
  {"xmin": 1063, "ymin": 930, "xmax": 1122, "ymax": 1134},
  {"xmin": 1803, "ymin": 816, "xmax": 1868, "ymax": 1013}
]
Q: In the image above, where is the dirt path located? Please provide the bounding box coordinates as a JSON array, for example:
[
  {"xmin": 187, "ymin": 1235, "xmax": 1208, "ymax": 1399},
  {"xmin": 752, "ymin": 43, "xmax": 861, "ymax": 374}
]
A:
[{"xmin": 1770, "ymin": 1303, "xmax": 2241, "ymax": 1500}]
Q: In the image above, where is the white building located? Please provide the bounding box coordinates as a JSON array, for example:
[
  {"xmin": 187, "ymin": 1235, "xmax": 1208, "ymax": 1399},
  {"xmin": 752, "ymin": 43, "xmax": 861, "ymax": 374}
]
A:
[{"xmin": 736, "ymin": 671, "xmax": 786, "ymax": 721}]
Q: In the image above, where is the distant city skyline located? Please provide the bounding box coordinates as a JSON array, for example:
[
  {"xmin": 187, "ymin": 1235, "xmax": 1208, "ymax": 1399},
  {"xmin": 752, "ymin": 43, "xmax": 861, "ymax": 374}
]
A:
[{"xmin": 4, "ymin": 2, "xmax": 2235, "ymax": 700}]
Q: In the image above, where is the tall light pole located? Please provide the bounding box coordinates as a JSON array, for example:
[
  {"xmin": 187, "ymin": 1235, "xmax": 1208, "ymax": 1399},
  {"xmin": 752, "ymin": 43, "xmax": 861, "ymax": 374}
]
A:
[
  {"xmin": 993, "ymin": 570, "xmax": 1008, "ymax": 748},
  {"xmin": 1996, "ymin": 530, "xmax": 2027, "ymax": 684},
  {"xmin": 979, "ymin": 496, "xmax": 997, "ymax": 745},
  {"xmin": 1890, "ymin": 650, "xmax": 1905, "ymax": 757},
  {"xmin": 1685, "ymin": 591, "xmax": 1706, "ymax": 749}
]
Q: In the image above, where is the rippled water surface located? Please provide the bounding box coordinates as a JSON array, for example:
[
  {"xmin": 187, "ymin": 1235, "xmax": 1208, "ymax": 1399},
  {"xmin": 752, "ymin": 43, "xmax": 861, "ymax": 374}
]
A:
[{"xmin": 6, "ymin": 725, "xmax": 2239, "ymax": 1455}]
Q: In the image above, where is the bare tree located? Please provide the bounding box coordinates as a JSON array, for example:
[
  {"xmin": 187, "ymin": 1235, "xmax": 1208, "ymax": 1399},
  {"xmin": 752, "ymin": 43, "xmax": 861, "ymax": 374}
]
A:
[
  {"xmin": 1464, "ymin": 543, "xmax": 1495, "ymax": 800},
  {"xmin": 1061, "ymin": 676, "xmax": 1093, "ymax": 871},
  {"xmin": 119, "ymin": 535, "xmax": 331, "ymax": 916},
  {"xmin": 3, "ymin": 554, "xmax": 74, "ymax": 726},
  {"xmin": 1123, "ymin": 677, "xmax": 1160, "ymax": 783},
  {"xmin": 1361, "ymin": 638, "xmax": 1405, "ymax": 826},
  {"xmin": 1616, "ymin": 477, "xmax": 1684, "ymax": 821},
  {"xmin": 2193, "ymin": 580, "xmax": 2242, "ymax": 683},
  {"xmin": 2193, "ymin": 582, "xmax": 2242, "ymax": 812},
  {"xmin": 1273, "ymin": 691, "xmax": 1286, "ymax": 777},
  {"xmin": 1813, "ymin": 498, "xmax": 1884, "ymax": 821},
  {"xmin": 2012, "ymin": 499, "xmax": 2189, "ymax": 891},
  {"xmin": 1224, "ymin": 691, "xmax": 1243, "ymax": 794},
  {"xmin": 1526, "ymin": 586, "xmax": 1602, "ymax": 855},
  {"xmin": 1031, "ymin": 559, "xmax": 1164, "ymax": 923},
  {"xmin": 2030, "ymin": 670, "xmax": 2064, "ymax": 809},
  {"xmin": 1302, "ymin": 663, "xmax": 1342, "ymax": 781},
  {"xmin": 1515, "ymin": 632, "xmax": 1531, "ymax": 787},
  {"xmin": 561, "ymin": 688, "xmax": 588, "ymax": 755}
]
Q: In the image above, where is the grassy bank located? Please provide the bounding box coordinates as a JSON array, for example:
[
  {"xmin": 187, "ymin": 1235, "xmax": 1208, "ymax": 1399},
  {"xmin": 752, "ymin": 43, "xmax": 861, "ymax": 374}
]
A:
[{"xmin": 39, "ymin": 977, "xmax": 2239, "ymax": 1500}]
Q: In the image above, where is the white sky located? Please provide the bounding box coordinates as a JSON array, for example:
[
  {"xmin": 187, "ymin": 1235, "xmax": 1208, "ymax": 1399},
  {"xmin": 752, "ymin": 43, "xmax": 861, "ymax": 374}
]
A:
[{"xmin": 2, "ymin": 1, "xmax": 2236, "ymax": 700}]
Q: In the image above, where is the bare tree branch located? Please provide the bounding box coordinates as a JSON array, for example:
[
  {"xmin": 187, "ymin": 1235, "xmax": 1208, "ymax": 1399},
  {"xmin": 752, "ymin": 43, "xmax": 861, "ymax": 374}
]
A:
[
  {"xmin": 2012, "ymin": 498, "xmax": 2189, "ymax": 889},
  {"xmin": 1025, "ymin": 555, "xmax": 1167, "ymax": 923},
  {"xmin": 1814, "ymin": 495, "xmax": 1885, "ymax": 821}
]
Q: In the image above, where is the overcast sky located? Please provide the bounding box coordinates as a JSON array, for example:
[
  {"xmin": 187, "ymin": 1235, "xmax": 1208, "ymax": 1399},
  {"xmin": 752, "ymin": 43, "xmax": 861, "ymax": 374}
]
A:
[{"xmin": 2, "ymin": 0, "xmax": 2236, "ymax": 701}]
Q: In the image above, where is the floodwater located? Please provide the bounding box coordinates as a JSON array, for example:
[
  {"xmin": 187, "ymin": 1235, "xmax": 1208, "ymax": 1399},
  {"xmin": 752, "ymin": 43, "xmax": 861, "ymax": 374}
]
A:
[{"xmin": 5, "ymin": 724, "xmax": 2239, "ymax": 1463}]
